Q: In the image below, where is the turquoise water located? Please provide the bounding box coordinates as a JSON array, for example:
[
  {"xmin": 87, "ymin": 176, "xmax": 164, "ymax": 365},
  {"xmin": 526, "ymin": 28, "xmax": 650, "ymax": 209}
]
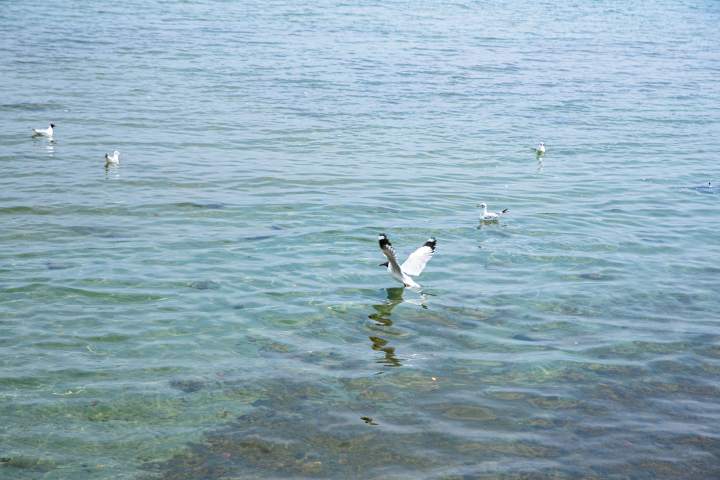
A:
[{"xmin": 1, "ymin": 0, "xmax": 719, "ymax": 478}]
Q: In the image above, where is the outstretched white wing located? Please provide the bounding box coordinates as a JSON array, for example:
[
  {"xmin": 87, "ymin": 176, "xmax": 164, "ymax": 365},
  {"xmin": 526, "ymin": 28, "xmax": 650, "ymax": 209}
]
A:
[
  {"xmin": 378, "ymin": 234, "xmax": 403, "ymax": 274},
  {"xmin": 401, "ymin": 237, "xmax": 436, "ymax": 276}
]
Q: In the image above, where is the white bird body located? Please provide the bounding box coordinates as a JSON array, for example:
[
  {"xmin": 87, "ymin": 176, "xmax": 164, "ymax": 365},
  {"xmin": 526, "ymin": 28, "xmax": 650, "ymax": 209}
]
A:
[
  {"xmin": 378, "ymin": 234, "xmax": 436, "ymax": 288},
  {"xmin": 105, "ymin": 151, "xmax": 122, "ymax": 164},
  {"xmin": 537, "ymin": 142, "xmax": 546, "ymax": 153},
  {"xmin": 477, "ymin": 203, "xmax": 508, "ymax": 221},
  {"xmin": 31, "ymin": 124, "xmax": 55, "ymax": 136}
]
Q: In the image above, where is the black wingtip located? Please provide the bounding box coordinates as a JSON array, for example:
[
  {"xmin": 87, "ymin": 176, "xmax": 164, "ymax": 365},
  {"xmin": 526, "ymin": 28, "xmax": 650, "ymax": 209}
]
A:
[
  {"xmin": 502, "ymin": 208, "xmax": 509, "ymax": 214},
  {"xmin": 378, "ymin": 233, "xmax": 391, "ymax": 247},
  {"xmin": 423, "ymin": 236, "xmax": 437, "ymax": 251}
]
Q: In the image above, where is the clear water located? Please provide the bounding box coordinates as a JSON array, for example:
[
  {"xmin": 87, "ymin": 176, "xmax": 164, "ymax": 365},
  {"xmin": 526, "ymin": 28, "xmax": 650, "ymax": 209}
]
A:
[{"xmin": 1, "ymin": 0, "xmax": 719, "ymax": 478}]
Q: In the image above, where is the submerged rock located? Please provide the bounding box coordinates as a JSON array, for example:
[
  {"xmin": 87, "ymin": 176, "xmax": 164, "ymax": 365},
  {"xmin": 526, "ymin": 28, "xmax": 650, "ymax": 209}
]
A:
[
  {"xmin": 579, "ymin": 273, "xmax": 609, "ymax": 280},
  {"xmin": 70, "ymin": 226, "xmax": 133, "ymax": 238},
  {"xmin": 2, "ymin": 103, "xmax": 50, "ymax": 111},
  {"xmin": 70, "ymin": 226, "xmax": 113, "ymax": 236},
  {"xmin": 426, "ymin": 404, "xmax": 496, "ymax": 421},
  {"xmin": 1, "ymin": 456, "xmax": 56, "ymax": 472},
  {"xmin": 45, "ymin": 262, "xmax": 78, "ymax": 270},
  {"xmin": 512, "ymin": 333, "xmax": 540, "ymax": 342},
  {"xmin": 188, "ymin": 280, "xmax": 220, "ymax": 290},
  {"xmin": 191, "ymin": 201, "xmax": 224, "ymax": 209},
  {"xmin": 99, "ymin": 233, "xmax": 134, "ymax": 238},
  {"xmin": 234, "ymin": 303, "xmax": 245, "ymax": 309},
  {"xmin": 486, "ymin": 229, "xmax": 512, "ymax": 238},
  {"xmin": 445, "ymin": 306, "xmax": 493, "ymax": 320},
  {"xmin": 258, "ymin": 340, "xmax": 297, "ymax": 356},
  {"xmin": 169, "ymin": 379, "xmax": 205, "ymax": 392},
  {"xmin": 242, "ymin": 235, "xmax": 273, "ymax": 241}
]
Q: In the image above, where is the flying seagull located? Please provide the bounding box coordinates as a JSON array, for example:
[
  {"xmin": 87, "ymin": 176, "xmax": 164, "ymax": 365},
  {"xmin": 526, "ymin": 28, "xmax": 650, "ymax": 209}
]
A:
[
  {"xmin": 31, "ymin": 124, "xmax": 56, "ymax": 136},
  {"xmin": 105, "ymin": 151, "xmax": 121, "ymax": 164},
  {"xmin": 378, "ymin": 233, "xmax": 436, "ymax": 288},
  {"xmin": 477, "ymin": 203, "xmax": 508, "ymax": 221}
]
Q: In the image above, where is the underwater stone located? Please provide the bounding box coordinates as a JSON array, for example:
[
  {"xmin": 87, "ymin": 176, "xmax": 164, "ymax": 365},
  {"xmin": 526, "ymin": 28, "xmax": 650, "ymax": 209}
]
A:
[
  {"xmin": 579, "ymin": 273, "xmax": 607, "ymax": 280},
  {"xmin": 242, "ymin": 235, "xmax": 273, "ymax": 241},
  {"xmin": 1, "ymin": 457, "xmax": 56, "ymax": 472},
  {"xmin": 444, "ymin": 307, "xmax": 493, "ymax": 320},
  {"xmin": 441, "ymin": 405, "xmax": 496, "ymax": 421},
  {"xmin": 70, "ymin": 226, "xmax": 113, "ymax": 236},
  {"xmin": 234, "ymin": 303, "xmax": 245, "ymax": 309},
  {"xmin": 99, "ymin": 233, "xmax": 134, "ymax": 238},
  {"xmin": 45, "ymin": 262, "xmax": 78, "ymax": 270},
  {"xmin": 169, "ymin": 379, "xmax": 205, "ymax": 392},
  {"xmin": 513, "ymin": 333, "xmax": 540, "ymax": 342},
  {"xmin": 188, "ymin": 280, "xmax": 220, "ymax": 290},
  {"xmin": 191, "ymin": 201, "xmax": 224, "ymax": 209}
]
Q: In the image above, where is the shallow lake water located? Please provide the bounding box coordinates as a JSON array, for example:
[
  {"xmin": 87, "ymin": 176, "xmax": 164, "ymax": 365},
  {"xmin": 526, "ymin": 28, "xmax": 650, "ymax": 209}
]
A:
[{"xmin": 1, "ymin": 0, "xmax": 719, "ymax": 478}]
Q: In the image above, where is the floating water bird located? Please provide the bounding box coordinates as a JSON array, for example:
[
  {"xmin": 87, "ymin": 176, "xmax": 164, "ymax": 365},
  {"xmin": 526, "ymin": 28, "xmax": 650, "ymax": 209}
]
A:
[
  {"xmin": 105, "ymin": 151, "xmax": 121, "ymax": 164},
  {"xmin": 378, "ymin": 233, "xmax": 436, "ymax": 288},
  {"xmin": 536, "ymin": 142, "xmax": 546, "ymax": 154},
  {"xmin": 477, "ymin": 203, "xmax": 508, "ymax": 221},
  {"xmin": 31, "ymin": 124, "xmax": 55, "ymax": 136}
]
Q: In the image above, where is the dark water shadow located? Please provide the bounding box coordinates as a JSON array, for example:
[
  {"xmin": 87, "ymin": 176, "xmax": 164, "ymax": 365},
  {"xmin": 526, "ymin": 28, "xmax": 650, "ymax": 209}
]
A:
[{"xmin": 368, "ymin": 287, "xmax": 407, "ymax": 368}]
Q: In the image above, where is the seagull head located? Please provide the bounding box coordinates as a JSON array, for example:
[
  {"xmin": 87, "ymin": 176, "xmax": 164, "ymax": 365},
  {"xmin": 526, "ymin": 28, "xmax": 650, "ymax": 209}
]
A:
[
  {"xmin": 50, "ymin": 124, "xmax": 56, "ymax": 128},
  {"xmin": 114, "ymin": 151, "xmax": 122, "ymax": 156},
  {"xmin": 379, "ymin": 261, "xmax": 389, "ymax": 267},
  {"xmin": 477, "ymin": 203, "xmax": 487, "ymax": 208}
]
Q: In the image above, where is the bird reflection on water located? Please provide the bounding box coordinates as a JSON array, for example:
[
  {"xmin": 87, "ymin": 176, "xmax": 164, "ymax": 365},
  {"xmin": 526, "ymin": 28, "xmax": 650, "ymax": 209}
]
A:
[{"xmin": 368, "ymin": 287, "xmax": 432, "ymax": 369}]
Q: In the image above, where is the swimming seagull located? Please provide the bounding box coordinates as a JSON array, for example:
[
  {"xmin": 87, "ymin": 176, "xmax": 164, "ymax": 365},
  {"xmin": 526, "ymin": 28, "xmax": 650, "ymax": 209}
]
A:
[
  {"xmin": 378, "ymin": 233, "xmax": 436, "ymax": 288},
  {"xmin": 31, "ymin": 124, "xmax": 56, "ymax": 136},
  {"xmin": 105, "ymin": 151, "xmax": 121, "ymax": 164},
  {"xmin": 477, "ymin": 203, "xmax": 508, "ymax": 221},
  {"xmin": 536, "ymin": 142, "xmax": 546, "ymax": 154}
]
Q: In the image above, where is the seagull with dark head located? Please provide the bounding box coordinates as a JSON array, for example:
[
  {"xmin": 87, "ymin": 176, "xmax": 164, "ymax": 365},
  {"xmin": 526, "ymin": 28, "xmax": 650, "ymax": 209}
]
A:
[
  {"xmin": 105, "ymin": 151, "xmax": 122, "ymax": 165},
  {"xmin": 378, "ymin": 233, "xmax": 436, "ymax": 288},
  {"xmin": 31, "ymin": 124, "xmax": 56, "ymax": 137}
]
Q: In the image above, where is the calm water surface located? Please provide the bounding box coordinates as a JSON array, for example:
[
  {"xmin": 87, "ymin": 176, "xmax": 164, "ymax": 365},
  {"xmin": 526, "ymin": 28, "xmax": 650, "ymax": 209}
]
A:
[{"xmin": 1, "ymin": 0, "xmax": 720, "ymax": 478}]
